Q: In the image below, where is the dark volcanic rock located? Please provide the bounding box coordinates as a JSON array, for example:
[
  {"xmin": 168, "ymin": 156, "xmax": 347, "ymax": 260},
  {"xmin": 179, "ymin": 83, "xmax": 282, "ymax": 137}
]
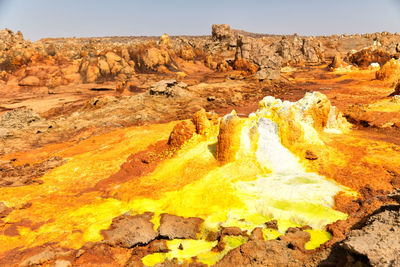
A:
[
  {"xmin": 102, "ymin": 212, "xmax": 157, "ymax": 248},
  {"xmin": 158, "ymin": 213, "xmax": 204, "ymax": 239}
]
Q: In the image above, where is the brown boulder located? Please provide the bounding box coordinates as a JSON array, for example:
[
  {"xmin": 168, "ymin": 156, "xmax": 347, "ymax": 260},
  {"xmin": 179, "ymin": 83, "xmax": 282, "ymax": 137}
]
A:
[
  {"xmin": 178, "ymin": 45, "xmax": 196, "ymax": 60},
  {"xmin": 212, "ymin": 24, "xmax": 235, "ymax": 43},
  {"xmin": 101, "ymin": 212, "xmax": 157, "ymax": 248},
  {"xmin": 233, "ymin": 58, "xmax": 258, "ymax": 74},
  {"xmin": 140, "ymin": 47, "xmax": 171, "ymax": 71},
  {"xmin": 157, "ymin": 213, "xmax": 204, "ymax": 239},
  {"xmin": 254, "ymin": 67, "xmax": 281, "ymax": 81}
]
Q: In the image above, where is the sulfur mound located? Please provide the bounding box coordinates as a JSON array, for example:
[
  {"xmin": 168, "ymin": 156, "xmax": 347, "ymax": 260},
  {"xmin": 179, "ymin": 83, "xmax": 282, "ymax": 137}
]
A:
[{"xmin": 216, "ymin": 92, "xmax": 350, "ymax": 164}]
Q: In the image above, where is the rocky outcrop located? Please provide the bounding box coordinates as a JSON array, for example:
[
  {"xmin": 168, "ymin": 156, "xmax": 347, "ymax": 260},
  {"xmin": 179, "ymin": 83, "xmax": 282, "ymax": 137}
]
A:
[
  {"xmin": 168, "ymin": 108, "xmax": 219, "ymax": 148},
  {"xmin": 376, "ymin": 58, "xmax": 400, "ymax": 85},
  {"xmin": 210, "ymin": 24, "xmax": 325, "ymax": 79},
  {"xmin": 212, "ymin": 24, "xmax": 236, "ymax": 47},
  {"xmin": 340, "ymin": 205, "xmax": 400, "ymax": 267},
  {"xmin": 0, "ymin": 29, "xmax": 28, "ymax": 51},
  {"xmin": 136, "ymin": 46, "xmax": 172, "ymax": 71},
  {"xmin": 192, "ymin": 108, "xmax": 211, "ymax": 136},
  {"xmin": 276, "ymin": 36, "xmax": 324, "ymax": 65},
  {"xmin": 79, "ymin": 51, "xmax": 135, "ymax": 83},
  {"xmin": 149, "ymin": 79, "xmax": 188, "ymax": 97},
  {"xmin": 346, "ymin": 47, "xmax": 392, "ymax": 68},
  {"xmin": 101, "ymin": 212, "xmax": 157, "ymax": 248},
  {"xmin": 0, "ymin": 28, "xmax": 33, "ymax": 71},
  {"xmin": 159, "ymin": 33, "xmax": 171, "ymax": 48}
]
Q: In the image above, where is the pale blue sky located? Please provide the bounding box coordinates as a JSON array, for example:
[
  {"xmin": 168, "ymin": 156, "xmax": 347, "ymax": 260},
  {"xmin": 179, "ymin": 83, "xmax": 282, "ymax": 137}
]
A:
[{"xmin": 0, "ymin": 0, "xmax": 400, "ymax": 41}]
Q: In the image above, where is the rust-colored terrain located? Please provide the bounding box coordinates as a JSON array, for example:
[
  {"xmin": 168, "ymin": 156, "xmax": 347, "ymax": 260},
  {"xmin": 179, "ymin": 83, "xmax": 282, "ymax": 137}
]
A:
[{"xmin": 1, "ymin": 24, "xmax": 400, "ymax": 266}]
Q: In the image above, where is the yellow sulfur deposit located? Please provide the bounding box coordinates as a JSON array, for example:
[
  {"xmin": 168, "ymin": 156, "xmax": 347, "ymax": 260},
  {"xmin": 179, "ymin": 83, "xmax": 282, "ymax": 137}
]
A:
[{"xmin": 0, "ymin": 93, "xmax": 355, "ymax": 265}]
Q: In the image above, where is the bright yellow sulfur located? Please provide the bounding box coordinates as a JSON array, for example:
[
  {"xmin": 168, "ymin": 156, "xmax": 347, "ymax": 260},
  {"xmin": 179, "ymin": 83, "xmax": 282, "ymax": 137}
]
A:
[
  {"xmin": 304, "ymin": 229, "xmax": 332, "ymax": 250},
  {"xmin": 142, "ymin": 236, "xmax": 248, "ymax": 266},
  {"xmin": 0, "ymin": 93, "xmax": 356, "ymax": 265}
]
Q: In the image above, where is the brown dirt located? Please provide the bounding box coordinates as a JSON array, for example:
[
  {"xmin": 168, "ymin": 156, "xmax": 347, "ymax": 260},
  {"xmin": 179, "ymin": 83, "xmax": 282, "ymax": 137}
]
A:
[{"xmin": 0, "ymin": 156, "xmax": 65, "ymax": 188}]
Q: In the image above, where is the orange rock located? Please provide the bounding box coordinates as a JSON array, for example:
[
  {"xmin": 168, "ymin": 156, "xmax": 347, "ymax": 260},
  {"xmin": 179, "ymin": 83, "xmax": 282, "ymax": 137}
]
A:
[
  {"xmin": 216, "ymin": 111, "xmax": 243, "ymax": 163},
  {"xmin": 376, "ymin": 59, "xmax": 400, "ymax": 85},
  {"xmin": 233, "ymin": 58, "xmax": 258, "ymax": 74},
  {"xmin": 168, "ymin": 120, "xmax": 196, "ymax": 148},
  {"xmin": 192, "ymin": 108, "xmax": 211, "ymax": 136}
]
